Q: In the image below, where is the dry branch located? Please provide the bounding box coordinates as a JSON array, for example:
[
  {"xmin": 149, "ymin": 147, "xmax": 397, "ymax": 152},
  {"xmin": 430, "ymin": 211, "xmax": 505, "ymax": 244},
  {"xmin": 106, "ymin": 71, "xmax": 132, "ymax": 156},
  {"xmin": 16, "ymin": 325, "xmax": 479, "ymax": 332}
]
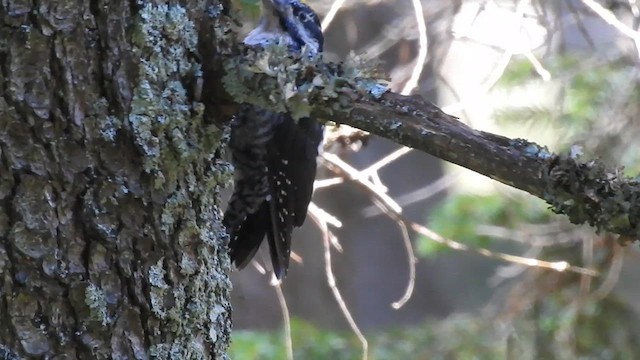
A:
[{"xmin": 221, "ymin": 46, "xmax": 640, "ymax": 241}]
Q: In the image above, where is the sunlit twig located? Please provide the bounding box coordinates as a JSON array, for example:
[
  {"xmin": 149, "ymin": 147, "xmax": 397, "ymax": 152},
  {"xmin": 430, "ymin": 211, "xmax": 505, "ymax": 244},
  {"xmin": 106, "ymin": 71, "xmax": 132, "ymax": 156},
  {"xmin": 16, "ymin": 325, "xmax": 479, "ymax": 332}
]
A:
[
  {"xmin": 314, "ymin": 177, "xmax": 344, "ymax": 189},
  {"xmin": 578, "ymin": 236, "xmax": 594, "ymax": 301},
  {"xmin": 274, "ymin": 283, "xmax": 293, "ymax": 360},
  {"xmin": 479, "ymin": 0, "xmax": 531, "ymax": 93},
  {"xmin": 411, "ymin": 222, "xmax": 598, "ymax": 276},
  {"xmin": 308, "ymin": 202, "xmax": 344, "ymax": 252},
  {"xmin": 251, "ymin": 260, "xmax": 267, "ymax": 275},
  {"xmin": 321, "ymin": 0, "xmax": 348, "ymax": 31},
  {"xmin": 400, "ymin": 0, "xmax": 429, "ymax": 95},
  {"xmin": 359, "ymin": 147, "xmax": 412, "ymax": 178},
  {"xmin": 390, "ymin": 219, "xmax": 416, "ymax": 309},
  {"xmin": 524, "ymin": 51, "xmax": 551, "ymax": 81},
  {"xmin": 322, "ymin": 153, "xmax": 403, "ymax": 214},
  {"xmin": 308, "ymin": 202, "xmax": 343, "ymax": 229},
  {"xmin": 313, "ymin": 205, "xmax": 369, "ymax": 360},
  {"xmin": 580, "ymin": 0, "xmax": 640, "ymax": 57},
  {"xmin": 323, "ymin": 150, "xmax": 599, "ymax": 278},
  {"xmin": 362, "ymin": 171, "xmax": 459, "ymax": 217},
  {"xmin": 322, "ymin": 153, "xmax": 416, "ymax": 308},
  {"xmin": 443, "ymin": 0, "xmax": 535, "ymax": 114},
  {"xmin": 591, "ymin": 241, "xmax": 624, "ymax": 300},
  {"xmin": 290, "ymin": 251, "xmax": 303, "ymax": 265}
]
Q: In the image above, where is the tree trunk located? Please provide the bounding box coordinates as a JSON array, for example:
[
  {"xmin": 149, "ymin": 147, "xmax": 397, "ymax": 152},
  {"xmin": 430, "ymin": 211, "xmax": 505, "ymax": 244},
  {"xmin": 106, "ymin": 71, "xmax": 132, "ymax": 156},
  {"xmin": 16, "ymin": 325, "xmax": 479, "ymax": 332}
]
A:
[{"xmin": 0, "ymin": 1, "xmax": 232, "ymax": 358}]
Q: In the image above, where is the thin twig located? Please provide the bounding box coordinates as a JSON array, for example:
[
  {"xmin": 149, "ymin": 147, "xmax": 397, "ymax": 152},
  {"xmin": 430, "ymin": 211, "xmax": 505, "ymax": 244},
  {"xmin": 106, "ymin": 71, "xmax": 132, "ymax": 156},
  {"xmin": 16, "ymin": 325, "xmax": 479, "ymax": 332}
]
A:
[
  {"xmin": 362, "ymin": 171, "xmax": 459, "ymax": 217},
  {"xmin": 580, "ymin": 0, "xmax": 640, "ymax": 58},
  {"xmin": 251, "ymin": 260, "xmax": 267, "ymax": 275},
  {"xmin": 390, "ymin": 219, "xmax": 416, "ymax": 309},
  {"xmin": 479, "ymin": 0, "xmax": 531, "ymax": 93},
  {"xmin": 308, "ymin": 202, "xmax": 343, "ymax": 228},
  {"xmin": 411, "ymin": 222, "xmax": 598, "ymax": 277},
  {"xmin": 290, "ymin": 251, "xmax": 303, "ymax": 265},
  {"xmin": 489, "ymin": 245, "xmax": 543, "ymax": 286},
  {"xmin": 566, "ymin": 0, "xmax": 596, "ymax": 50},
  {"xmin": 314, "ymin": 177, "xmax": 344, "ymax": 189},
  {"xmin": 308, "ymin": 202, "xmax": 344, "ymax": 252},
  {"xmin": 323, "ymin": 152, "xmax": 417, "ymax": 309},
  {"xmin": 370, "ymin": 0, "xmax": 429, "ymax": 131},
  {"xmin": 359, "ymin": 146, "xmax": 412, "ymax": 178},
  {"xmin": 591, "ymin": 241, "xmax": 624, "ymax": 300},
  {"xmin": 322, "ymin": 153, "xmax": 403, "ymax": 214},
  {"xmin": 323, "ymin": 149, "xmax": 599, "ymax": 277},
  {"xmin": 477, "ymin": 223, "xmax": 571, "ymax": 243},
  {"xmin": 321, "ymin": 0, "xmax": 348, "ymax": 31},
  {"xmin": 317, "ymin": 208, "xmax": 368, "ymax": 360},
  {"xmin": 441, "ymin": 0, "xmax": 533, "ymax": 115},
  {"xmin": 274, "ymin": 283, "xmax": 294, "ymax": 360},
  {"xmin": 578, "ymin": 236, "xmax": 594, "ymax": 302},
  {"xmin": 400, "ymin": 0, "xmax": 429, "ymax": 96},
  {"xmin": 524, "ymin": 50, "xmax": 551, "ymax": 81}
]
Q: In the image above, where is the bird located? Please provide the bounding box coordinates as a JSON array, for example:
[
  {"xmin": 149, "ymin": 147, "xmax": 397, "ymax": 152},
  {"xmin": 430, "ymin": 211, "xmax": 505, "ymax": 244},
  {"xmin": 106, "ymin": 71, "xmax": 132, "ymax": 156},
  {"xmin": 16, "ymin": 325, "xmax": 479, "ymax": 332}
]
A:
[{"xmin": 223, "ymin": 0, "xmax": 324, "ymax": 280}]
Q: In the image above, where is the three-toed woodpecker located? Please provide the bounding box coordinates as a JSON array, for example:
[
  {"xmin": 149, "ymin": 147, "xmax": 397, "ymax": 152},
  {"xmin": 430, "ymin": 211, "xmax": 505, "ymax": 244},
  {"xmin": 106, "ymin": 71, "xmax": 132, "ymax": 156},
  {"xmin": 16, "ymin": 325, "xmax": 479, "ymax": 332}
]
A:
[{"xmin": 223, "ymin": 0, "xmax": 324, "ymax": 279}]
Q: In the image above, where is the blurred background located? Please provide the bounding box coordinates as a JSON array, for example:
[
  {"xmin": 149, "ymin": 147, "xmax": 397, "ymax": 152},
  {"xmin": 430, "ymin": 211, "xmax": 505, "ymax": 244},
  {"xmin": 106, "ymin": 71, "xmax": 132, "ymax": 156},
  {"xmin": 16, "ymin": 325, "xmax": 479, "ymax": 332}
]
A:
[{"xmin": 227, "ymin": 0, "xmax": 640, "ymax": 358}]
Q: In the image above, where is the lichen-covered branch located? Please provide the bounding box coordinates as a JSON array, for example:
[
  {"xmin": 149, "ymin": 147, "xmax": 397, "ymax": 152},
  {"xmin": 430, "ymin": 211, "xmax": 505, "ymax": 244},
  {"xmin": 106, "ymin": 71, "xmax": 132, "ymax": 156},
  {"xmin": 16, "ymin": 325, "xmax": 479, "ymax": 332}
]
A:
[{"xmin": 222, "ymin": 47, "xmax": 640, "ymax": 241}]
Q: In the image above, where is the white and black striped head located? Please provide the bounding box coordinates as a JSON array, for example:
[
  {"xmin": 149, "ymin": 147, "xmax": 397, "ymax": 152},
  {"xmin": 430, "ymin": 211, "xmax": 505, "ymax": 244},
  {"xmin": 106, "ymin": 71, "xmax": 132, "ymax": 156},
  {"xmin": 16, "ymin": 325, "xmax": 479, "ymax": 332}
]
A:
[{"xmin": 244, "ymin": 0, "xmax": 323, "ymax": 55}]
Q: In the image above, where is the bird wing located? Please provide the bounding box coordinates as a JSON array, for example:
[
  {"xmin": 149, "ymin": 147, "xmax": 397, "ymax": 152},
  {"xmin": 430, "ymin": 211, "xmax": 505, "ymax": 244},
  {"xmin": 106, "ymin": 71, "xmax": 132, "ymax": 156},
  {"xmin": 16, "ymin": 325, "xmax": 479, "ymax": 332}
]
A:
[{"xmin": 265, "ymin": 116, "xmax": 322, "ymax": 278}]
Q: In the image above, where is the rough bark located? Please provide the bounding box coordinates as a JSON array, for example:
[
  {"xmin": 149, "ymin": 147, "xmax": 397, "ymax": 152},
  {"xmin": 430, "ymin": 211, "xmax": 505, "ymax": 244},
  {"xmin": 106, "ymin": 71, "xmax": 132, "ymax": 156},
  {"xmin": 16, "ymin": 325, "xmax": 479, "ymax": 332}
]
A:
[
  {"xmin": 223, "ymin": 49, "xmax": 640, "ymax": 241},
  {"xmin": 1, "ymin": 1, "xmax": 232, "ymax": 358}
]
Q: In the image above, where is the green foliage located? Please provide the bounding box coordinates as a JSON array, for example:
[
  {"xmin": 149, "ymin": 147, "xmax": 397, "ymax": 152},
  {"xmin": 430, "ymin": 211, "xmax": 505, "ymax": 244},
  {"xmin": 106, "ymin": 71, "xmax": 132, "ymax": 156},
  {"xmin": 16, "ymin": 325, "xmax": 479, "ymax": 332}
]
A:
[
  {"xmin": 231, "ymin": 295, "xmax": 640, "ymax": 359},
  {"xmin": 417, "ymin": 193, "xmax": 551, "ymax": 256},
  {"xmin": 290, "ymin": 320, "xmax": 360, "ymax": 358},
  {"xmin": 230, "ymin": 330, "xmax": 284, "ymax": 359},
  {"xmin": 560, "ymin": 62, "xmax": 628, "ymax": 129},
  {"xmin": 371, "ymin": 315, "xmax": 507, "ymax": 360},
  {"xmin": 230, "ymin": 317, "xmax": 506, "ymax": 360},
  {"xmin": 533, "ymin": 291, "xmax": 640, "ymax": 359},
  {"xmin": 497, "ymin": 58, "xmax": 535, "ymax": 86},
  {"xmin": 494, "ymin": 55, "xmax": 639, "ymax": 150},
  {"xmin": 493, "ymin": 105, "xmax": 554, "ymax": 129},
  {"xmin": 231, "ymin": 319, "xmax": 361, "ymax": 359}
]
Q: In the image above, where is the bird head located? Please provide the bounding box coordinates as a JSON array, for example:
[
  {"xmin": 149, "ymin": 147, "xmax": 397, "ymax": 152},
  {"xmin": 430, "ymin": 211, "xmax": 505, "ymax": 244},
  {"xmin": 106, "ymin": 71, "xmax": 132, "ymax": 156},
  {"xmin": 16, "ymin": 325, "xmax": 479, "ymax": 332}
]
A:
[{"xmin": 244, "ymin": 0, "xmax": 323, "ymax": 55}]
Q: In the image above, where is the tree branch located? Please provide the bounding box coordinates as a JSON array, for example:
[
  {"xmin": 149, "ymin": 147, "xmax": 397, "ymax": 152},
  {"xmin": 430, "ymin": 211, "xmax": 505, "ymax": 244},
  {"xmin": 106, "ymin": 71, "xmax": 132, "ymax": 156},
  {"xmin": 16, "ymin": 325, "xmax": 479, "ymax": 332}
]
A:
[{"xmin": 221, "ymin": 47, "xmax": 640, "ymax": 241}]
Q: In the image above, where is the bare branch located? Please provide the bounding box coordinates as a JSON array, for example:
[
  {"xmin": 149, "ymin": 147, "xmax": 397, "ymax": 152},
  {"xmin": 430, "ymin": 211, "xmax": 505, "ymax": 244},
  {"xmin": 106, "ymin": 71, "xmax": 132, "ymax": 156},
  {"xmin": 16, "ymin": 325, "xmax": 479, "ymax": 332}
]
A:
[
  {"xmin": 321, "ymin": 0, "xmax": 348, "ymax": 31},
  {"xmin": 310, "ymin": 206, "xmax": 369, "ymax": 360},
  {"xmin": 321, "ymin": 152, "xmax": 417, "ymax": 308},
  {"xmin": 410, "ymin": 222, "xmax": 598, "ymax": 277},
  {"xmin": 223, "ymin": 47, "xmax": 640, "ymax": 240},
  {"xmin": 401, "ymin": 0, "xmax": 428, "ymax": 96},
  {"xmin": 321, "ymin": 142, "xmax": 598, "ymax": 278},
  {"xmin": 591, "ymin": 240, "xmax": 624, "ymax": 300},
  {"xmin": 274, "ymin": 284, "xmax": 293, "ymax": 360},
  {"xmin": 580, "ymin": 0, "xmax": 640, "ymax": 57}
]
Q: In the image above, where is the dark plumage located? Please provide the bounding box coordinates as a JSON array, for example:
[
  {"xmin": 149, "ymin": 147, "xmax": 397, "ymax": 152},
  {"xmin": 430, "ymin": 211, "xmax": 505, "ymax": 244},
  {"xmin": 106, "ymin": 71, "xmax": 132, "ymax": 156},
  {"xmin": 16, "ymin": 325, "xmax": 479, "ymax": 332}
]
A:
[{"xmin": 223, "ymin": 0, "xmax": 324, "ymax": 279}]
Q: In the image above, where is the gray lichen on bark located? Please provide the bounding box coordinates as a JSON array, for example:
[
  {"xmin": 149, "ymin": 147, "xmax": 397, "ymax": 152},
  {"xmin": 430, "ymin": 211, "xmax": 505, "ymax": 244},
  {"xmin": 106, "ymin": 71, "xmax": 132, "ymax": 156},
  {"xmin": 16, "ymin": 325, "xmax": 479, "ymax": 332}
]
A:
[
  {"xmin": 1, "ymin": 0, "xmax": 233, "ymax": 358},
  {"xmin": 223, "ymin": 47, "xmax": 389, "ymax": 121}
]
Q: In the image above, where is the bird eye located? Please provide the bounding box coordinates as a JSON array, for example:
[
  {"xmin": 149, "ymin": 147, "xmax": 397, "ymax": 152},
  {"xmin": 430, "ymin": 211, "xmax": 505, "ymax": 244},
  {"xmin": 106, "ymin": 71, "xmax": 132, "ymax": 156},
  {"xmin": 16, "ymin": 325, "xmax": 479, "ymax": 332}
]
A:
[{"xmin": 299, "ymin": 12, "xmax": 311, "ymax": 22}]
